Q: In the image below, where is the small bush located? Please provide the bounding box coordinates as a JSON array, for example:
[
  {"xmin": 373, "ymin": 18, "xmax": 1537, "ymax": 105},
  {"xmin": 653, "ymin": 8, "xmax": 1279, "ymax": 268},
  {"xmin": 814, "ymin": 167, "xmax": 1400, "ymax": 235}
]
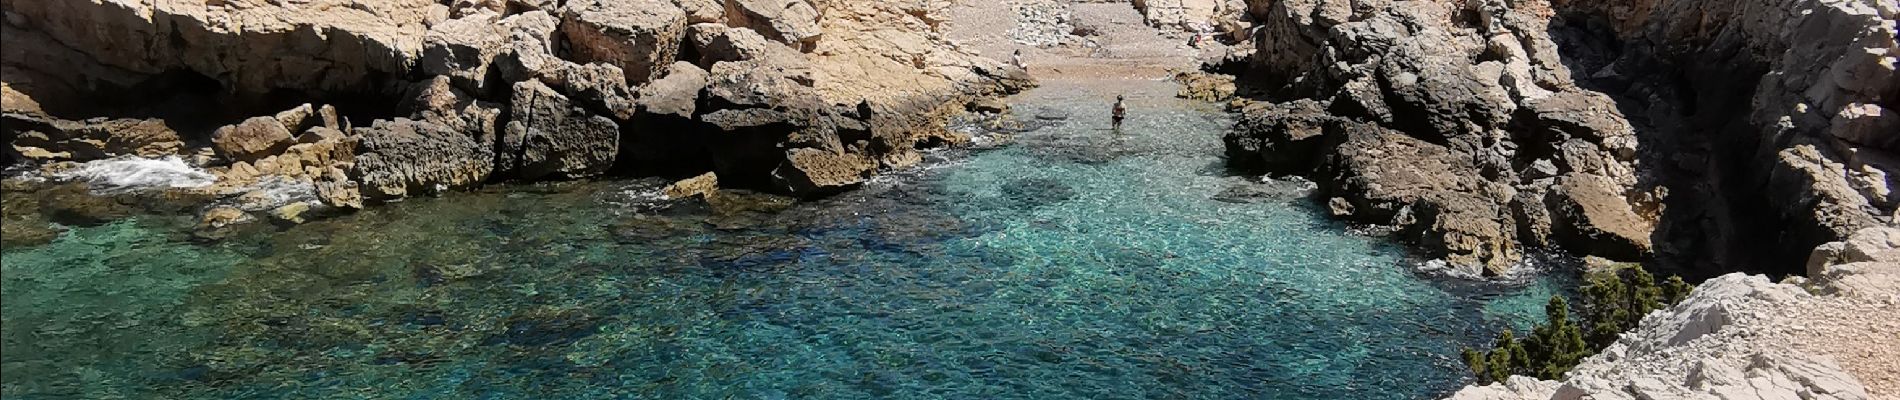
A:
[{"xmin": 1462, "ymin": 264, "xmax": 1693, "ymax": 384}]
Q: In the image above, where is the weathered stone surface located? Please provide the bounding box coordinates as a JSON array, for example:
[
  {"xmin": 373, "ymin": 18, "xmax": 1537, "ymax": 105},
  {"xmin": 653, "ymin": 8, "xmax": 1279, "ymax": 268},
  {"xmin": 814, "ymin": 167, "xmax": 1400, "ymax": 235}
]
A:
[
  {"xmin": 673, "ymin": 0, "xmax": 725, "ymax": 24},
  {"xmin": 272, "ymin": 103, "xmax": 342, "ymax": 134},
  {"xmin": 662, "ymin": 171, "xmax": 719, "ymax": 199},
  {"xmin": 723, "ymin": 0, "xmax": 823, "ymax": 50},
  {"xmin": 213, "ymin": 117, "xmax": 296, "ymax": 163},
  {"xmin": 3, "ymin": 0, "xmax": 435, "ymax": 96},
  {"xmin": 7, "ymin": 117, "xmax": 183, "ymax": 162},
  {"xmin": 638, "ymin": 62, "xmax": 709, "ymax": 119},
  {"xmin": 1322, "ymin": 124, "xmax": 1518, "ymax": 276},
  {"xmin": 500, "ymin": 80, "xmax": 620, "ymax": 180},
  {"xmin": 350, "ymin": 119, "xmax": 495, "ymax": 201},
  {"xmin": 686, "ymin": 23, "xmax": 804, "ymax": 67},
  {"xmin": 420, "ymin": 11, "xmax": 509, "ymax": 95},
  {"xmin": 1225, "ymin": 99, "xmax": 1336, "ymax": 174},
  {"xmin": 1548, "ymin": 173, "xmax": 1653, "ymax": 260},
  {"xmin": 400, "ymin": 76, "xmax": 502, "ymax": 145},
  {"xmin": 559, "ymin": 0, "xmax": 688, "ymax": 84},
  {"xmin": 773, "ymin": 147, "xmax": 875, "ymax": 195}
]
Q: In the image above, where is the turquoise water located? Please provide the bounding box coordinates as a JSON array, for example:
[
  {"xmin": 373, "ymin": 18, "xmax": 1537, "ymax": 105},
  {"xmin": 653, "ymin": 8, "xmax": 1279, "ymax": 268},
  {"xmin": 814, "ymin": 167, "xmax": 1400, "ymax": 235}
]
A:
[{"xmin": 2, "ymin": 80, "xmax": 1565, "ymax": 399}]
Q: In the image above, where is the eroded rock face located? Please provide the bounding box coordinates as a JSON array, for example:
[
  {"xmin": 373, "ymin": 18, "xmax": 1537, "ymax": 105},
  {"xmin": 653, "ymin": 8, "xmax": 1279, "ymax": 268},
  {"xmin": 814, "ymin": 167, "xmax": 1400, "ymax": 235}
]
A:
[
  {"xmin": 6, "ymin": 116, "xmax": 183, "ymax": 162},
  {"xmin": 501, "ymin": 80, "xmax": 621, "ymax": 180},
  {"xmin": 3, "ymin": 0, "xmax": 1033, "ymax": 214},
  {"xmin": 559, "ymin": 0, "xmax": 688, "ymax": 84},
  {"xmin": 1224, "ymin": 0, "xmax": 1898, "ymax": 276},
  {"xmin": 723, "ymin": 0, "xmax": 823, "ymax": 50},
  {"xmin": 351, "ymin": 119, "xmax": 495, "ymax": 201},
  {"xmin": 213, "ymin": 117, "xmax": 297, "ymax": 163}
]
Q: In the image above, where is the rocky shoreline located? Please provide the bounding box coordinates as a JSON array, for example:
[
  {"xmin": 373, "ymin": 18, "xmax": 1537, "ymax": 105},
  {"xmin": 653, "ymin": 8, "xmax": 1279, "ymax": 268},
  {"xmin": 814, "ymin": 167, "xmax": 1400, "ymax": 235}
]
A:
[
  {"xmin": 1218, "ymin": 0, "xmax": 1898, "ymax": 279},
  {"xmin": 3, "ymin": 0, "xmax": 1897, "ymax": 398},
  {"xmin": 2, "ymin": 0, "xmax": 1033, "ymax": 237}
]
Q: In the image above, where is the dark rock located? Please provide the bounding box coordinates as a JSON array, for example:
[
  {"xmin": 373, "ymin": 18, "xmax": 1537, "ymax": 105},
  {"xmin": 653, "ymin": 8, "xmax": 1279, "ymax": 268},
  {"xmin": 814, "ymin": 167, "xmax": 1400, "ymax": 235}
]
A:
[{"xmin": 1225, "ymin": 99, "xmax": 1338, "ymax": 174}]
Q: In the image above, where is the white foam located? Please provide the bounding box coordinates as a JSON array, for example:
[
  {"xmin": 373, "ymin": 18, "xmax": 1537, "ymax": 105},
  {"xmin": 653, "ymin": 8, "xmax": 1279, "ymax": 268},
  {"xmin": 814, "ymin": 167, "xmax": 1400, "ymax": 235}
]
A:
[{"xmin": 55, "ymin": 156, "xmax": 216, "ymax": 194}]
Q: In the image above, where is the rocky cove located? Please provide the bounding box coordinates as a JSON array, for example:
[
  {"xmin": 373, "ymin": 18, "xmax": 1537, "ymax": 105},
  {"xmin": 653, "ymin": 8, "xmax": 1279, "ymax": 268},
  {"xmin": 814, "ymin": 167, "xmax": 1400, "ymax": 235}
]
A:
[{"xmin": 0, "ymin": 0, "xmax": 1896, "ymax": 399}]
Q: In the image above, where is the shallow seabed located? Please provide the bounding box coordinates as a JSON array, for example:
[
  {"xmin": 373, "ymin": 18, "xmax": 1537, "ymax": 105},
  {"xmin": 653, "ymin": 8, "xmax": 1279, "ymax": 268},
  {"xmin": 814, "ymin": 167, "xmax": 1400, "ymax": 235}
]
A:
[{"xmin": 2, "ymin": 80, "xmax": 1566, "ymax": 399}]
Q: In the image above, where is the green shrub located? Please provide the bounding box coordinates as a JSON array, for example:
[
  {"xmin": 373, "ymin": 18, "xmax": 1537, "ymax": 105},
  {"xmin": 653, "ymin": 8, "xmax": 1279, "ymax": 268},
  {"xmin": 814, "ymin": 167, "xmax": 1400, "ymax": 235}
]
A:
[{"xmin": 1461, "ymin": 264, "xmax": 1694, "ymax": 384}]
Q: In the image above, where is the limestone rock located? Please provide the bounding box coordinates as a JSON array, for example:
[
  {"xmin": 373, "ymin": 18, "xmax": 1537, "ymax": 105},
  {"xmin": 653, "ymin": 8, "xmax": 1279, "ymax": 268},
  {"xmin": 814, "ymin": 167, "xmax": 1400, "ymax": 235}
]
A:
[
  {"xmin": 559, "ymin": 0, "xmax": 688, "ymax": 84},
  {"xmin": 1547, "ymin": 173, "xmax": 1654, "ymax": 260},
  {"xmin": 194, "ymin": 206, "xmax": 255, "ymax": 238},
  {"xmin": 500, "ymin": 80, "xmax": 621, "ymax": 180},
  {"xmin": 213, "ymin": 117, "xmax": 296, "ymax": 163},
  {"xmin": 638, "ymin": 62, "xmax": 710, "ymax": 119},
  {"xmin": 686, "ymin": 23, "xmax": 804, "ymax": 67},
  {"xmin": 773, "ymin": 147, "xmax": 875, "ymax": 196},
  {"xmin": 273, "ymin": 103, "xmax": 342, "ymax": 134},
  {"xmin": 673, "ymin": 0, "xmax": 725, "ymax": 24},
  {"xmin": 1323, "ymin": 125, "xmax": 1518, "ymax": 275},
  {"xmin": 1225, "ymin": 100, "xmax": 1336, "ymax": 174},
  {"xmin": 7, "ymin": 117, "xmax": 183, "ymax": 162},
  {"xmin": 420, "ymin": 11, "xmax": 509, "ymax": 95},
  {"xmin": 3, "ymin": 0, "xmax": 434, "ymax": 96},
  {"xmin": 662, "ymin": 172, "xmax": 719, "ymax": 199},
  {"xmin": 400, "ymin": 76, "xmax": 502, "ymax": 145},
  {"xmin": 723, "ymin": 0, "xmax": 823, "ymax": 50},
  {"xmin": 350, "ymin": 119, "xmax": 495, "ymax": 201}
]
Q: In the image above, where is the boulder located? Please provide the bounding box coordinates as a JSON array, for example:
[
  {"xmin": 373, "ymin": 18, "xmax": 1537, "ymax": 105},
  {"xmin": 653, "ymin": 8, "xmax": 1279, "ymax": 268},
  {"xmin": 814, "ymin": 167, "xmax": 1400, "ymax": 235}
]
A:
[
  {"xmin": 273, "ymin": 103, "xmax": 342, "ymax": 134},
  {"xmin": 350, "ymin": 119, "xmax": 495, "ymax": 201},
  {"xmin": 1323, "ymin": 125, "xmax": 1518, "ymax": 275},
  {"xmin": 686, "ymin": 23, "xmax": 804, "ymax": 67},
  {"xmin": 559, "ymin": 0, "xmax": 688, "ymax": 84},
  {"xmin": 773, "ymin": 147, "xmax": 875, "ymax": 195},
  {"xmin": 1224, "ymin": 100, "xmax": 1337, "ymax": 174},
  {"xmin": 212, "ymin": 117, "xmax": 296, "ymax": 163},
  {"xmin": 673, "ymin": 0, "xmax": 725, "ymax": 23},
  {"xmin": 638, "ymin": 62, "xmax": 710, "ymax": 119},
  {"xmin": 500, "ymin": 80, "xmax": 621, "ymax": 180},
  {"xmin": 1547, "ymin": 173, "xmax": 1654, "ymax": 260},
  {"xmin": 420, "ymin": 11, "xmax": 510, "ymax": 95},
  {"xmin": 662, "ymin": 172, "xmax": 719, "ymax": 199},
  {"xmin": 400, "ymin": 76, "xmax": 502, "ymax": 145},
  {"xmin": 723, "ymin": 0, "xmax": 823, "ymax": 50}
]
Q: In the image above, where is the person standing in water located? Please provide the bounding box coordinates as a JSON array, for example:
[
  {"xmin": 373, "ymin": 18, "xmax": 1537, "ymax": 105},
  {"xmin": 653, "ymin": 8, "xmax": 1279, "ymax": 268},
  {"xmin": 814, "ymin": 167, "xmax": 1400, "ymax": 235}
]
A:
[{"xmin": 1112, "ymin": 95, "xmax": 1127, "ymax": 130}]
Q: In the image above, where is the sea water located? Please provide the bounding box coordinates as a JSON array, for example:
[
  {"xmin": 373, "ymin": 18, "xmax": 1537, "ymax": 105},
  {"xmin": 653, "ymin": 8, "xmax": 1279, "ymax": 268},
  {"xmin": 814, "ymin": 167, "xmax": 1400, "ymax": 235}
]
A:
[{"xmin": 1, "ymin": 80, "xmax": 1566, "ymax": 399}]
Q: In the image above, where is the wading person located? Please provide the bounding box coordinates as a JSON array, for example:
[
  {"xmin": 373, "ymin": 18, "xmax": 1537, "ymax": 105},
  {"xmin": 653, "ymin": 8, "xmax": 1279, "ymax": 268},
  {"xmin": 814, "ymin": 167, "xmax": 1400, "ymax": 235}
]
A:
[{"xmin": 1112, "ymin": 95, "xmax": 1127, "ymax": 130}]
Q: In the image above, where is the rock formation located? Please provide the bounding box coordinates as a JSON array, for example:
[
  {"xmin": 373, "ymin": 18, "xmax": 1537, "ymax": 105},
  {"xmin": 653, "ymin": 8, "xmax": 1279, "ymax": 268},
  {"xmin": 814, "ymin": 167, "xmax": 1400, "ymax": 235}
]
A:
[
  {"xmin": 1220, "ymin": 0, "xmax": 1898, "ymax": 277},
  {"xmin": 0, "ymin": 0, "xmax": 1034, "ymax": 227}
]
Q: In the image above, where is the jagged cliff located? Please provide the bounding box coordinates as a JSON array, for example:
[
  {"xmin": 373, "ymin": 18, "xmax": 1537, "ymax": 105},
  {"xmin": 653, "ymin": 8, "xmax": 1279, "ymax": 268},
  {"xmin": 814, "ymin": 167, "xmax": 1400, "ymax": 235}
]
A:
[
  {"xmin": 1221, "ymin": 0, "xmax": 1898, "ymax": 278},
  {"xmin": 0, "ymin": 0, "xmax": 1033, "ymax": 219}
]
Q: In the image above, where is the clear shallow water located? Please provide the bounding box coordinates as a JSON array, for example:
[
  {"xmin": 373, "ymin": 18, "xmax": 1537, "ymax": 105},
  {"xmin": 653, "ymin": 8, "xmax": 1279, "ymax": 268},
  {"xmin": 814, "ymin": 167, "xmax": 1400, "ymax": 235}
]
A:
[{"xmin": 2, "ymin": 80, "xmax": 1566, "ymax": 399}]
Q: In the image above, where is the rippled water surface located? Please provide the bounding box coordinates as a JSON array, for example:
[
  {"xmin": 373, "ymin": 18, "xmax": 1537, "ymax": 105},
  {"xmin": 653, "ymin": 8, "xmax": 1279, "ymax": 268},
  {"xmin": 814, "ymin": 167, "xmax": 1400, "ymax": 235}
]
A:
[{"xmin": 3, "ymin": 80, "xmax": 1566, "ymax": 399}]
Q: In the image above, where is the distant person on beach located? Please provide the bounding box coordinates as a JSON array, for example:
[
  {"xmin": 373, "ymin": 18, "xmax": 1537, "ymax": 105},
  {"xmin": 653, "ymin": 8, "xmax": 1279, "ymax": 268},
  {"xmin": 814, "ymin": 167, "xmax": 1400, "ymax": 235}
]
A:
[
  {"xmin": 1012, "ymin": 49, "xmax": 1025, "ymax": 70},
  {"xmin": 1112, "ymin": 95, "xmax": 1126, "ymax": 130}
]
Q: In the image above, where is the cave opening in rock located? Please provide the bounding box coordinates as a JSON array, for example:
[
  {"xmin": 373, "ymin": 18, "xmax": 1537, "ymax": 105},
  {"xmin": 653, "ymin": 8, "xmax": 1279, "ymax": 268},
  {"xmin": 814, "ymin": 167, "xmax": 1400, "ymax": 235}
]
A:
[{"xmin": 1545, "ymin": 13, "xmax": 1792, "ymax": 280}]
